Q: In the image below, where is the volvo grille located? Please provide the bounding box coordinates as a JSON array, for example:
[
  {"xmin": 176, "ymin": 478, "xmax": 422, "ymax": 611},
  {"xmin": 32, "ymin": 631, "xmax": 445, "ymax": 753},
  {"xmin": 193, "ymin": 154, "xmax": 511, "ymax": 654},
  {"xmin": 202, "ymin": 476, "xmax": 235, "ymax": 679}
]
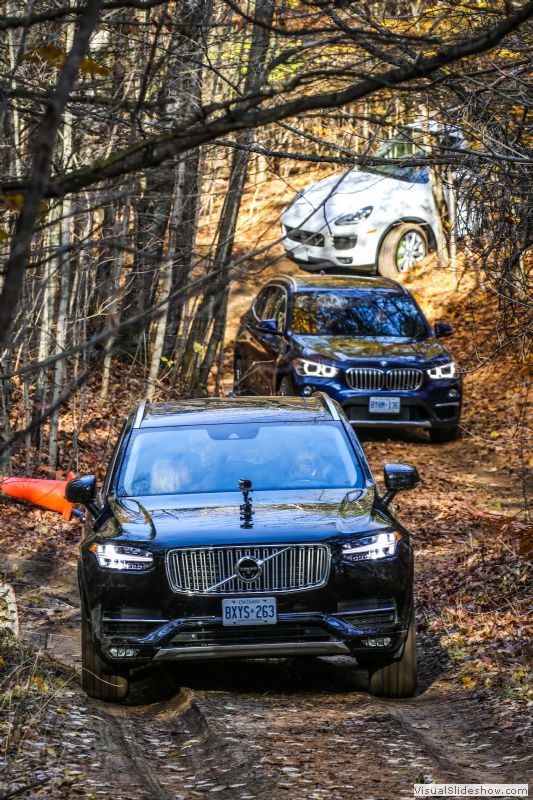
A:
[{"xmin": 166, "ymin": 545, "xmax": 331, "ymax": 595}]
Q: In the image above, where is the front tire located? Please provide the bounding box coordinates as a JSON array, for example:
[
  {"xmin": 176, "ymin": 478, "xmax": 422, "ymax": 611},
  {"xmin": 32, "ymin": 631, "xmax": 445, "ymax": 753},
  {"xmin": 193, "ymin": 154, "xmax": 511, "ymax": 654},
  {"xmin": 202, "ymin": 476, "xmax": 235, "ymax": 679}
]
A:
[
  {"xmin": 233, "ymin": 357, "xmax": 245, "ymax": 395},
  {"xmin": 429, "ymin": 426, "xmax": 459, "ymax": 444},
  {"xmin": 378, "ymin": 224, "xmax": 428, "ymax": 279},
  {"xmin": 367, "ymin": 615, "xmax": 417, "ymax": 698},
  {"xmin": 81, "ymin": 595, "xmax": 129, "ymax": 702},
  {"xmin": 277, "ymin": 374, "xmax": 296, "ymax": 396}
]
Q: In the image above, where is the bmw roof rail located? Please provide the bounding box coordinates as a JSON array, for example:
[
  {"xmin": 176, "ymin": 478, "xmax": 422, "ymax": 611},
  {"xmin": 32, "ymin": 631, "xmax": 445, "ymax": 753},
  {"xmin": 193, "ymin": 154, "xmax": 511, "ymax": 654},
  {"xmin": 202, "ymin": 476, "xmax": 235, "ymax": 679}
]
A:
[
  {"xmin": 312, "ymin": 391, "xmax": 340, "ymax": 420},
  {"xmin": 133, "ymin": 400, "xmax": 147, "ymax": 428}
]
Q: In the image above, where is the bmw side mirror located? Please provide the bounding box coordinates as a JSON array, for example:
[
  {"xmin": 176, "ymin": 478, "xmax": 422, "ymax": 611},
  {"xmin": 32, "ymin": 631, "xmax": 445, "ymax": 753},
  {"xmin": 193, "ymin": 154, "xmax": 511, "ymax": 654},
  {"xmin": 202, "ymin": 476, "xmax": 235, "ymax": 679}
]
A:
[
  {"xmin": 66, "ymin": 475, "xmax": 101, "ymax": 517},
  {"xmin": 382, "ymin": 463, "xmax": 420, "ymax": 505},
  {"xmin": 434, "ymin": 321, "xmax": 453, "ymax": 338},
  {"xmin": 257, "ymin": 318, "xmax": 281, "ymax": 335}
]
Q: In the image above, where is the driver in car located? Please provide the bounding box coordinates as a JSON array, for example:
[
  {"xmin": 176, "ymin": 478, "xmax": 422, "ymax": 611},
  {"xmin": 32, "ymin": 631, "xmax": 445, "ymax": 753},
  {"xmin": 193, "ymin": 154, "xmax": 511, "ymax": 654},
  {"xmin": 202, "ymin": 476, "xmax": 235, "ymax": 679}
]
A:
[{"xmin": 287, "ymin": 449, "xmax": 321, "ymax": 483}]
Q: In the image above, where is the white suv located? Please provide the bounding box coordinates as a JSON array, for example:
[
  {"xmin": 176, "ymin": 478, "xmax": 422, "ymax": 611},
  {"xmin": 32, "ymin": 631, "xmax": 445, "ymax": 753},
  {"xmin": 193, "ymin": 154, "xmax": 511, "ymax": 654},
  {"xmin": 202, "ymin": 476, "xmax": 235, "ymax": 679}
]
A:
[{"xmin": 281, "ymin": 126, "xmax": 472, "ymax": 277}]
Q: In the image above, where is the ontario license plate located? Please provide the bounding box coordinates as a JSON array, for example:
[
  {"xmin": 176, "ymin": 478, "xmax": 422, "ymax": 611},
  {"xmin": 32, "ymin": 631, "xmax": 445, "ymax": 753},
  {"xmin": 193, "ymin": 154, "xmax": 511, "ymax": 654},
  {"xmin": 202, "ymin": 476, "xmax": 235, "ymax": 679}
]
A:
[
  {"xmin": 369, "ymin": 396, "xmax": 401, "ymax": 414},
  {"xmin": 222, "ymin": 597, "xmax": 277, "ymax": 626}
]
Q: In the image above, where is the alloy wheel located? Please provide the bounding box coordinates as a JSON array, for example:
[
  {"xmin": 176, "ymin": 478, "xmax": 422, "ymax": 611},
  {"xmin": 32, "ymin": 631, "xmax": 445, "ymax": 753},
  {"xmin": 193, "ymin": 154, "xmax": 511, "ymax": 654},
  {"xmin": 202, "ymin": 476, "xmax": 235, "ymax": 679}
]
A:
[{"xmin": 396, "ymin": 230, "xmax": 427, "ymax": 271}]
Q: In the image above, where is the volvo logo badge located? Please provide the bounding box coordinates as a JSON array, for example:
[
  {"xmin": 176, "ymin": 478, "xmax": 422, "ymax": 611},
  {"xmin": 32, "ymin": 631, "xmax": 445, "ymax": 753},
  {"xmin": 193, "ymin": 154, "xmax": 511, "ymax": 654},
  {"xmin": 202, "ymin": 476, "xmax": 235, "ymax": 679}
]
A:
[{"xmin": 235, "ymin": 556, "xmax": 262, "ymax": 582}]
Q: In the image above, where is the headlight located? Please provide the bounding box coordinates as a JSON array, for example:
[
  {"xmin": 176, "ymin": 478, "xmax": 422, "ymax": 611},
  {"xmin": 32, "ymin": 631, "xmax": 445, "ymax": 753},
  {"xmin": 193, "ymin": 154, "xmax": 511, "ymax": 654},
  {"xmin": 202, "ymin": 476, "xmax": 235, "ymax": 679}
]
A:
[
  {"xmin": 427, "ymin": 361, "xmax": 456, "ymax": 380},
  {"xmin": 334, "ymin": 206, "xmax": 373, "ymax": 226},
  {"xmin": 294, "ymin": 359, "xmax": 339, "ymax": 378},
  {"xmin": 341, "ymin": 532, "xmax": 401, "ymax": 562},
  {"xmin": 90, "ymin": 543, "xmax": 154, "ymax": 571}
]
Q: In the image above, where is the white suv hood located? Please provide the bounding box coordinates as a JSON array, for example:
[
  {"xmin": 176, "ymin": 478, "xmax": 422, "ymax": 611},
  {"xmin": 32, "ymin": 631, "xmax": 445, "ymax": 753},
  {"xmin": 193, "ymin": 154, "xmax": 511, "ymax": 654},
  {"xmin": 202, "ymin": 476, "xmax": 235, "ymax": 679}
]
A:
[{"xmin": 282, "ymin": 168, "xmax": 435, "ymax": 233}]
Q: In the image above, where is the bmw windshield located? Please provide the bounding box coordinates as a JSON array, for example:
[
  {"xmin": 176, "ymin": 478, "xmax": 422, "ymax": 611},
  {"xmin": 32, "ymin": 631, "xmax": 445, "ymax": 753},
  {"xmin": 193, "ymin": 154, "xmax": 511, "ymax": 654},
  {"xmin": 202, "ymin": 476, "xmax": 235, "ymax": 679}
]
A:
[
  {"xmin": 292, "ymin": 291, "xmax": 429, "ymax": 339},
  {"xmin": 117, "ymin": 422, "xmax": 363, "ymax": 495}
]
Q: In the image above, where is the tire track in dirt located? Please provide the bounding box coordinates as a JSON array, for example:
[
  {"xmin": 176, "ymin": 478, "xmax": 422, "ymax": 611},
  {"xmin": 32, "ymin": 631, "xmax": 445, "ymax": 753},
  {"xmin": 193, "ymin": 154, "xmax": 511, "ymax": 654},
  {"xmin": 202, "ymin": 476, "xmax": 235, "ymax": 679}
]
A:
[{"xmin": 84, "ymin": 687, "xmax": 272, "ymax": 799}]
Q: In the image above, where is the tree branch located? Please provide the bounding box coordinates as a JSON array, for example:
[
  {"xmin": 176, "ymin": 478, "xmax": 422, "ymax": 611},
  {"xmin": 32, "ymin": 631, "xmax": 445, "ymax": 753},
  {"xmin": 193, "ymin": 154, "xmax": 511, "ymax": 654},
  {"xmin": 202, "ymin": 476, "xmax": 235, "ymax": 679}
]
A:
[
  {"xmin": 2, "ymin": 0, "xmax": 531, "ymax": 200},
  {"xmin": 0, "ymin": 0, "xmax": 104, "ymax": 350}
]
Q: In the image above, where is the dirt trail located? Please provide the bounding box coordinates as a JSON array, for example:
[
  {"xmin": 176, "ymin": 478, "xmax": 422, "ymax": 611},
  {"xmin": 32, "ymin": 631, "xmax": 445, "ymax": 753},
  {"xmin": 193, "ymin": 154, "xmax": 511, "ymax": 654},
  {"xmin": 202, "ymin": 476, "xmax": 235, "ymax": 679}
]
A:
[{"xmin": 5, "ymin": 428, "xmax": 530, "ymax": 800}]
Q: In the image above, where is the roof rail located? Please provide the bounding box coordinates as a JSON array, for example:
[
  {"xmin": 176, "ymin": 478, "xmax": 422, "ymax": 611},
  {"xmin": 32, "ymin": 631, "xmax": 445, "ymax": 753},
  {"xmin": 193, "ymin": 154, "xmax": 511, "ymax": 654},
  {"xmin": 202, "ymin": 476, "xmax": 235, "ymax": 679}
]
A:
[
  {"xmin": 312, "ymin": 391, "xmax": 340, "ymax": 420},
  {"xmin": 133, "ymin": 400, "xmax": 147, "ymax": 428}
]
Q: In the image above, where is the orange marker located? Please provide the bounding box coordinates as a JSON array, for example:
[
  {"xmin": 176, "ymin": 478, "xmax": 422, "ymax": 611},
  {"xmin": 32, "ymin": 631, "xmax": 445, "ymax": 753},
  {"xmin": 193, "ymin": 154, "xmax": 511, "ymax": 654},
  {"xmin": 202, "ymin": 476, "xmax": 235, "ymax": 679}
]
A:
[{"xmin": 1, "ymin": 471, "xmax": 76, "ymax": 520}]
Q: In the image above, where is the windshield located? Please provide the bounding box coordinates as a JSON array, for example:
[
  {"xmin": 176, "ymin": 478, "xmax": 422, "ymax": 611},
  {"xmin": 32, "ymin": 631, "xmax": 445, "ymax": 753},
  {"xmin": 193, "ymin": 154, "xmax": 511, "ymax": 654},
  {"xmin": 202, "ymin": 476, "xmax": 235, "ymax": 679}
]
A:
[
  {"xmin": 367, "ymin": 132, "xmax": 429, "ymax": 183},
  {"xmin": 117, "ymin": 422, "xmax": 363, "ymax": 496},
  {"xmin": 292, "ymin": 291, "xmax": 428, "ymax": 338}
]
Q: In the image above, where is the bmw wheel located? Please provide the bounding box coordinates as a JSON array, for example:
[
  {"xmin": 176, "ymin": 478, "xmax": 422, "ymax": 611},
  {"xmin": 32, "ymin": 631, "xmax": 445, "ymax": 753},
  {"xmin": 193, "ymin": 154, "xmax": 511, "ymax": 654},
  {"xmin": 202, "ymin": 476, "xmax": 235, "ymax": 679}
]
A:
[
  {"xmin": 277, "ymin": 374, "xmax": 296, "ymax": 396},
  {"xmin": 378, "ymin": 224, "xmax": 428, "ymax": 279},
  {"xmin": 233, "ymin": 357, "xmax": 245, "ymax": 395},
  {"xmin": 430, "ymin": 425, "xmax": 459, "ymax": 444}
]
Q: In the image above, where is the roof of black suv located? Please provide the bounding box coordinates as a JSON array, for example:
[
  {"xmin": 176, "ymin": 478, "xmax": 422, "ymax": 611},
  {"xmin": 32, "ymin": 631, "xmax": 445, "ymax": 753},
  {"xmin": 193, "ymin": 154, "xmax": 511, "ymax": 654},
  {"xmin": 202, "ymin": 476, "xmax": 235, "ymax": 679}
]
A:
[
  {"xmin": 274, "ymin": 274, "xmax": 406, "ymax": 293},
  {"xmin": 133, "ymin": 394, "xmax": 340, "ymax": 428}
]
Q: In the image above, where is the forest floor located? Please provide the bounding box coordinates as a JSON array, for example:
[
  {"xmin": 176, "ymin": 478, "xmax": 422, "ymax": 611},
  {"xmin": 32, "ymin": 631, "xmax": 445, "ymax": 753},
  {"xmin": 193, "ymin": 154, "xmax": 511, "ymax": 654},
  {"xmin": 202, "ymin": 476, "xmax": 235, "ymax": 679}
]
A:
[{"xmin": 1, "ymin": 238, "xmax": 532, "ymax": 797}]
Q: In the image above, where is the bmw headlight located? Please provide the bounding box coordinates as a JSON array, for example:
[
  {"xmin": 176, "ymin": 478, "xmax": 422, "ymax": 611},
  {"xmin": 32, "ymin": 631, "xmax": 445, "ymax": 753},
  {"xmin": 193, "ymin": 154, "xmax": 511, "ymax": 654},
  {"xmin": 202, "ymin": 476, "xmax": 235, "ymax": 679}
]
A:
[
  {"xmin": 341, "ymin": 532, "xmax": 401, "ymax": 562},
  {"xmin": 294, "ymin": 359, "xmax": 339, "ymax": 378},
  {"xmin": 427, "ymin": 361, "xmax": 456, "ymax": 380},
  {"xmin": 334, "ymin": 206, "xmax": 373, "ymax": 226},
  {"xmin": 90, "ymin": 543, "xmax": 154, "ymax": 571}
]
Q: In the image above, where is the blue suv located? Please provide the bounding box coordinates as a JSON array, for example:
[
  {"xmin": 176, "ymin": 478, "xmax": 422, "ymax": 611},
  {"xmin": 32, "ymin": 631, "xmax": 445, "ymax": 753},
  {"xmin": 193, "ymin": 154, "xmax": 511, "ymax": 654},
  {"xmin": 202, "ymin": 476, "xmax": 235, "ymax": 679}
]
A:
[{"xmin": 234, "ymin": 275, "xmax": 462, "ymax": 442}]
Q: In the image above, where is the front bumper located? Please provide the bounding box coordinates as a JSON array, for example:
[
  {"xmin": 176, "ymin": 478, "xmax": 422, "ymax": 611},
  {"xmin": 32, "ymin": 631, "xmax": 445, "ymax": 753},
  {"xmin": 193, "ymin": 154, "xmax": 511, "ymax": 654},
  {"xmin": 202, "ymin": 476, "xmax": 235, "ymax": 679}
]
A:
[
  {"xmin": 97, "ymin": 605, "xmax": 409, "ymax": 666},
  {"xmin": 81, "ymin": 541, "xmax": 413, "ymax": 669},
  {"xmin": 282, "ymin": 228, "xmax": 378, "ymax": 271},
  {"xmin": 292, "ymin": 373, "xmax": 462, "ymax": 430}
]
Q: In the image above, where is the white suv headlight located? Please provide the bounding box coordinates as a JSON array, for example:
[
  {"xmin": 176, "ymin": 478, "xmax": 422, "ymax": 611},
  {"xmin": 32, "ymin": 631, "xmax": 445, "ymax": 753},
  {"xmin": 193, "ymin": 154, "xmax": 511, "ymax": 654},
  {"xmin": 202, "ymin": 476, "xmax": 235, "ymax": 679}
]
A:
[
  {"xmin": 342, "ymin": 532, "xmax": 401, "ymax": 562},
  {"xmin": 91, "ymin": 543, "xmax": 154, "ymax": 571},
  {"xmin": 427, "ymin": 361, "xmax": 456, "ymax": 380},
  {"xmin": 334, "ymin": 206, "xmax": 373, "ymax": 226},
  {"xmin": 294, "ymin": 359, "xmax": 338, "ymax": 378}
]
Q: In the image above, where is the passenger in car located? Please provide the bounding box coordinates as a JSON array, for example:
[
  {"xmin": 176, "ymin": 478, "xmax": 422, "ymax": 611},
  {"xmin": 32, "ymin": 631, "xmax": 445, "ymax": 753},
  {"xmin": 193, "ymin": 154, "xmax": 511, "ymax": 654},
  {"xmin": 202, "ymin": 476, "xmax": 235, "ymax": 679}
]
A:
[{"xmin": 150, "ymin": 458, "xmax": 192, "ymax": 494}]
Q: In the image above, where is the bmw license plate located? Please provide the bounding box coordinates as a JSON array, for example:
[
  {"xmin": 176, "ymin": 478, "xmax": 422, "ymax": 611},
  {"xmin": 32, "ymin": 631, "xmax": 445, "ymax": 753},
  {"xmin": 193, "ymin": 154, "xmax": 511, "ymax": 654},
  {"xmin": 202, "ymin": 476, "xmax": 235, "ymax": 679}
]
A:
[
  {"xmin": 369, "ymin": 396, "xmax": 401, "ymax": 414},
  {"xmin": 222, "ymin": 597, "xmax": 277, "ymax": 626}
]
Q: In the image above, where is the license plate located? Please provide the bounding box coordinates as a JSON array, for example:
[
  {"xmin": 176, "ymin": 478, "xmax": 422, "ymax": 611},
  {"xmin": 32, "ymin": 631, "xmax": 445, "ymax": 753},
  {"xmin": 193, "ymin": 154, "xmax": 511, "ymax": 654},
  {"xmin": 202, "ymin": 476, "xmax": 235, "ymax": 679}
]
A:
[
  {"xmin": 222, "ymin": 597, "xmax": 277, "ymax": 626},
  {"xmin": 369, "ymin": 396, "xmax": 401, "ymax": 414}
]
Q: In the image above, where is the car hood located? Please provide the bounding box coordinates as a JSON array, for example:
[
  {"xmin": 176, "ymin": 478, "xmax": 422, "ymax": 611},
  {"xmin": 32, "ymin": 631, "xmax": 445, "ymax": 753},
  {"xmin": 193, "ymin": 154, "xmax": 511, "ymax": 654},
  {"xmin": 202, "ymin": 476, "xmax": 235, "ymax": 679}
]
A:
[
  {"xmin": 282, "ymin": 168, "xmax": 421, "ymax": 229},
  {"xmin": 294, "ymin": 334, "xmax": 450, "ymax": 364},
  {"xmin": 97, "ymin": 486, "xmax": 391, "ymax": 547}
]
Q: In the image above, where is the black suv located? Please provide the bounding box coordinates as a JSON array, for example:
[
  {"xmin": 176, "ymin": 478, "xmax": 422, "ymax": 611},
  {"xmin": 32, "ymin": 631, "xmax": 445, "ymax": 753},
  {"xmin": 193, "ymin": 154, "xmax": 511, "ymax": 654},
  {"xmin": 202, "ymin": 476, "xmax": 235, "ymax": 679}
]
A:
[
  {"xmin": 67, "ymin": 396, "xmax": 419, "ymax": 702},
  {"xmin": 234, "ymin": 274, "xmax": 462, "ymax": 442}
]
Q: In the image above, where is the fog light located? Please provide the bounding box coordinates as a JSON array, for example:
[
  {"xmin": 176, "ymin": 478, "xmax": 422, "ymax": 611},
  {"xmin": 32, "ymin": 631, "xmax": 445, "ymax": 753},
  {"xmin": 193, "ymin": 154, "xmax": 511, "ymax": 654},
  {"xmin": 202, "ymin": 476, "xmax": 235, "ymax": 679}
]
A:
[
  {"xmin": 338, "ymin": 257, "xmax": 353, "ymax": 264},
  {"xmin": 302, "ymin": 386, "xmax": 313, "ymax": 397},
  {"xmin": 109, "ymin": 647, "xmax": 139, "ymax": 658},
  {"xmin": 448, "ymin": 388, "xmax": 459, "ymax": 399},
  {"xmin": 363, "ymin": 637, "xmax": 392, "ymax": 647}
]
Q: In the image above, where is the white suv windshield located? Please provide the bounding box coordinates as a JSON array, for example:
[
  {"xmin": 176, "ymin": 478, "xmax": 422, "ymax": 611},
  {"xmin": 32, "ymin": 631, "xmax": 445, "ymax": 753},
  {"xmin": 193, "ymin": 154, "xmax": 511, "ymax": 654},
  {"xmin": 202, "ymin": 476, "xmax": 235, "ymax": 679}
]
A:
[
  {"xmin": 368, "ymin": 133, "xmax": 428, "ymax": 183},
  {"xmin": 118, "ymin": 423, "xmax": 362, "ymax": 496}
]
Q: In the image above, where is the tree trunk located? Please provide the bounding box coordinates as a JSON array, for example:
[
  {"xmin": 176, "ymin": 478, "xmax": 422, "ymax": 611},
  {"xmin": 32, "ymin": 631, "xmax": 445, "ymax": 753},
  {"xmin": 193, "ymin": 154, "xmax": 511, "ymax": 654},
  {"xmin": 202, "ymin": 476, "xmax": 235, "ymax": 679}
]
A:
[
  {"xmin": 146, "ymin": 160, "xmax": 186, "ymax": 400},
  {"xmin": 180, "ymin": 0, "xmax": 274, "ymax": 391}
]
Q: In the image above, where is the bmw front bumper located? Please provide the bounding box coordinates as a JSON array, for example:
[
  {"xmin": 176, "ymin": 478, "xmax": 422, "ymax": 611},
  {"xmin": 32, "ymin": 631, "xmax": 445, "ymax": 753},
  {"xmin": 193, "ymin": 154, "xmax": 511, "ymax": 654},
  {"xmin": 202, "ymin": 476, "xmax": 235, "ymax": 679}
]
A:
[{"xmin": 292, "ymin": 373, "xmax": 462, "ymax": 430}]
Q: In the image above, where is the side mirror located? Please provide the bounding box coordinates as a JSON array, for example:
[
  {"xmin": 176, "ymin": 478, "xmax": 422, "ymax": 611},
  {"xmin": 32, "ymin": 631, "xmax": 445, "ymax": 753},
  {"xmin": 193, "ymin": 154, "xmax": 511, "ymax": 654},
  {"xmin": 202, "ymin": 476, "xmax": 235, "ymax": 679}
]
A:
[
  {"xmin": 434, "ymin": 321, "xmax": 453, "ymax": 338},
  {"xmin": 66, "ymin": 475, "xmax": 101, "ymax": 517},
  {"xmin": 382, "ymin": 463, "xmax": 420, "ymax": 505},
  {"xmin": 256, "ymin": 318, "xmax": 281, "ymax": 335}
]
